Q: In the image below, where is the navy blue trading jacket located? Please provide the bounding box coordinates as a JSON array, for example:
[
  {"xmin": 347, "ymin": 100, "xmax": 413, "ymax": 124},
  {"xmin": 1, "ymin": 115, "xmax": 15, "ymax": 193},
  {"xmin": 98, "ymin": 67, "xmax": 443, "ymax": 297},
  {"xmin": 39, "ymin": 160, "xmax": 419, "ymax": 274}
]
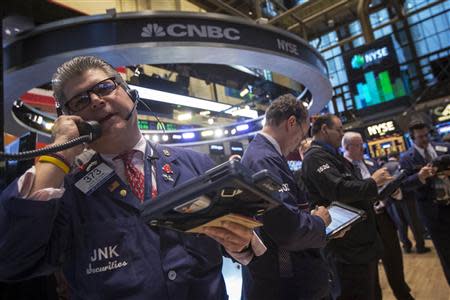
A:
[
  {"xmin": 241, "ymin": 134, "xmax": 328, "ymax": 300},
  {"xmin": 400, "ymin": 142, "xmax": 450, "ymax": 202},
  {"xmin": 0, "ymin": 142, "xmax": 227, "ymax": 300}
]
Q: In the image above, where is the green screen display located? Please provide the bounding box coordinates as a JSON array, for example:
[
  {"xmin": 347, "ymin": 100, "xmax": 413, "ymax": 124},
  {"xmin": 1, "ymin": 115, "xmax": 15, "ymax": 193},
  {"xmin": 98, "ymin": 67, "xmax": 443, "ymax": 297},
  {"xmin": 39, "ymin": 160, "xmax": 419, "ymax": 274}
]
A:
[
  {"xmin": 344, "ymin": 37, "xmax": 410, "ymax": 110},
  {"xmin": 354, "ymin": 70, "xmax": 409, "ymax": 109}
]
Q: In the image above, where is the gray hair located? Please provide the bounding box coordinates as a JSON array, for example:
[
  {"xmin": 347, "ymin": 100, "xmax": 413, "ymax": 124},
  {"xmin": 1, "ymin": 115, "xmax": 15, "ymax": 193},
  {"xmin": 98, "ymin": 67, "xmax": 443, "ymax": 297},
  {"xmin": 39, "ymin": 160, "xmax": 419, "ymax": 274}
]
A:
[
  {"xmin": 51, "ymin": 56, "xmax": 127, "ymax": 110},
  {"xmin": 341, "ymin": 131, "xmax": 362, "ymax": 150}
]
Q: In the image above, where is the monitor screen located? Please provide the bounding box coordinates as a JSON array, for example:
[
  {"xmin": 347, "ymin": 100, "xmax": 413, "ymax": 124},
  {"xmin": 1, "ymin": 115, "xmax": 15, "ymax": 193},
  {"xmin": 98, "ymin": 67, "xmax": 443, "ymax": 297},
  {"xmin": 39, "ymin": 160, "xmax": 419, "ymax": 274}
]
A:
[
  {"xmin": 343, "ymin": 37, "xmax": 410, "ymax": 110},
  {"xmin": 287, "ymin": 160, "xmax": 302, "ymax": 172},
  {"xmin": 230, "ymin": 141, "xmax": 244, "ymax": 156},
  {"xmin": 381, "ymin": 142, "xmax": 392, "ymax": 149},
  {"xmin": 436, "ymin": 122, "xmax": 450, "ymax": 135},
  {"xmin": 209, "ymin": 143, "xmax": 225, "ymax": 155}
]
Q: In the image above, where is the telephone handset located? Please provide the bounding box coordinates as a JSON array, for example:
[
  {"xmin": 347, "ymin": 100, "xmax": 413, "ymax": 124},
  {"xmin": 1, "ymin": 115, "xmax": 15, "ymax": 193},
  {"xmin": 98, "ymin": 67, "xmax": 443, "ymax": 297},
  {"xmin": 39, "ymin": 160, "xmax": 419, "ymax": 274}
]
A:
[
  {"xmin": 76, "ymin": 121, "xmax": 102, "ymax": 141},
  {"xmin": 0, "ymin": 121, "xmax": 102, "ymax": 161}
]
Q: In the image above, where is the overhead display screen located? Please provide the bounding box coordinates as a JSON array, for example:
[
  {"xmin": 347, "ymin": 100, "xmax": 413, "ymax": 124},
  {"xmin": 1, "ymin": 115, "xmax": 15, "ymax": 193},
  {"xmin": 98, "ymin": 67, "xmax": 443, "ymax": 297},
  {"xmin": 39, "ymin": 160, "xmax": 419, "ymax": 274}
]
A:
[{"xmin": 343, "ymin": 37, "xmax": 410, "ymax": 110}]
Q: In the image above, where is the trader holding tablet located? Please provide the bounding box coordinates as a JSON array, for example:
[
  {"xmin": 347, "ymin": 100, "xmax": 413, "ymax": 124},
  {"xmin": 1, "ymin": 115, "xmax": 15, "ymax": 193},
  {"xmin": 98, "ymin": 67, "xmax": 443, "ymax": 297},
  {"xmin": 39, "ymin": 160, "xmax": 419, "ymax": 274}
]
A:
[
  {"xmin": 400, "ymin": 119, "xmax": 450, "ymax": 285},
  {"xmin": 302, "ymin": 114, "xmax": 392, "ymax": 300},
  {"xmin": 241, "ymin": 94, "xmax": 331, "ymax": 300},
  {"xmin": 342, "ymin": 131, "xmax": 414, "ymax": 300},
  {"xmin": 0, "ymin": 56, "xmax": 259, "ymax": 299}
]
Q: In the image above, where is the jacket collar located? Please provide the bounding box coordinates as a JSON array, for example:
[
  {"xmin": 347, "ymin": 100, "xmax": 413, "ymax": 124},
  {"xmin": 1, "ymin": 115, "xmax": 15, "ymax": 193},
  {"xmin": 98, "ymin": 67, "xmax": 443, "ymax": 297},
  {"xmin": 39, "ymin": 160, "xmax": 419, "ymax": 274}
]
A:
[
  {"xmin": 72, "ymin": 141, "xmax": 180, "ymax": 212},
  {"xmin": 311, "ymin": 140, "xmax": 338, "ymax": 156}
]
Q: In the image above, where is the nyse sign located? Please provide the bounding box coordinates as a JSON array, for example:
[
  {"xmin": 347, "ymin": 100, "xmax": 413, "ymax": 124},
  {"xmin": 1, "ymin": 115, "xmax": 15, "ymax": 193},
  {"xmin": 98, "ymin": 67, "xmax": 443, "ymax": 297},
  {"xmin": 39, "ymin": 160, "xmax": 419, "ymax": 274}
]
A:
[
  {"xmin": 364, "ymin": 47, "xmax": 389, "ymax": 64},
  {"xmin": 276, "ymin": 38, "xmax": 299, "ymax": 56},
  {"xmin": 367, "ymin": 121, "xmax": 396, "ymax": 137}
]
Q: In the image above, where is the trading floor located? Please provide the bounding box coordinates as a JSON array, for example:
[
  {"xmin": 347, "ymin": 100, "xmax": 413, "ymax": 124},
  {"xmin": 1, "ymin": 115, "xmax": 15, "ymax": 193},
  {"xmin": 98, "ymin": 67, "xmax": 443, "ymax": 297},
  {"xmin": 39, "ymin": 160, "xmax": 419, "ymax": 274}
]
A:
[{"xmin": 379, "ymin": 239, "xmax": 450, "ymax": 300}]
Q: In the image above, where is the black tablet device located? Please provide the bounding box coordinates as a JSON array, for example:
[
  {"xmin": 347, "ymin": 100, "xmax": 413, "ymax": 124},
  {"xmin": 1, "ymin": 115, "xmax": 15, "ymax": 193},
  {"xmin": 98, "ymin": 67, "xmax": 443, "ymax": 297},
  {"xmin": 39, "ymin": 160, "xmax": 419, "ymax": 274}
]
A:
[
  {"xmin": 378, "ymin": 169, "xmax": 407, "ymax": 199},
  {"xmin": 140, "ymin": 160, "xmax": 283, "ymax": 232},
  {"xmin": 326, "ymin": 202, "xmax": 366, "ymax": 238}
]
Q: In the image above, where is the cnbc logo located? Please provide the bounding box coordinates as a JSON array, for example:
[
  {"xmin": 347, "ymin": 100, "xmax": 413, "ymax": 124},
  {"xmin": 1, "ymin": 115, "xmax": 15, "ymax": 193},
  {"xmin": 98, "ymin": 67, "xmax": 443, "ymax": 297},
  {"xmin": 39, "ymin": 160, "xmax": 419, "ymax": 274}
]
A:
[
  {"xmin": 141, "ymin": 23, "xmax": 240, "ymax": 41},
  {"xmin": 351, "ymin": 46, "xmax": 389, "ymax": 69}
]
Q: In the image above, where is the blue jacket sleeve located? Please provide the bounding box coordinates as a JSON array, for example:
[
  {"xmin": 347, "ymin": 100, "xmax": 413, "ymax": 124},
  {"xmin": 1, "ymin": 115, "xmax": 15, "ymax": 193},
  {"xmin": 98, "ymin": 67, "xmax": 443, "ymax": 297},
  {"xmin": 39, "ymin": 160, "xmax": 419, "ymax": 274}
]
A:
[
  {"xmin": 399, "ymin": 157, "xmax": 424, "ymax": 191},
  {"xmin": 0, "ymin": 179, "xmax": 71, "ymax": 282},
  {"xmin": 244, "ymin": 156, "xmax": 326, "ymax": 251}
]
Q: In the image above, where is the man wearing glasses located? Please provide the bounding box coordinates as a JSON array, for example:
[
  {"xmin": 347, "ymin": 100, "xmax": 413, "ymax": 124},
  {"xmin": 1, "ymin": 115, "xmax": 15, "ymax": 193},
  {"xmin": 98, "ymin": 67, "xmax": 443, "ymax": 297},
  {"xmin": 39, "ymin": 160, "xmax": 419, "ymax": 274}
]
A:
[
  {"xmin": 301, "ymin": 114, "xmax": 392, "ymax": 300},
  {"xmin": 240, "ymin": 94, "xmax": 332, "ymax": 300},
  {"xmin": 0, "ymin": 56, "xmax": 263, "ymax": 299}
]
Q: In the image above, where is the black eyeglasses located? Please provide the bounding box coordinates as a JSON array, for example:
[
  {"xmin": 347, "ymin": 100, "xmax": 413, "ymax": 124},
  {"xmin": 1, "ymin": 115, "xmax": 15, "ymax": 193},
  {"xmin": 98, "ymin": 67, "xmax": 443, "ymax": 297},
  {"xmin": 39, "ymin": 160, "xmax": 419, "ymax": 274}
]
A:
[{"xmin": 64, "ymin": 77, "xmax": 118, "ymax": 113}]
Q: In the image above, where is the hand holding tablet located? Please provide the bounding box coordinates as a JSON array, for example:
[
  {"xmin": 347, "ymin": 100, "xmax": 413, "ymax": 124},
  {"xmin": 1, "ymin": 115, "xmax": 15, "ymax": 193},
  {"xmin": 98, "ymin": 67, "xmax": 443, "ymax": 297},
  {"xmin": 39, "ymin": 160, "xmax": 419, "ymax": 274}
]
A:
[{"xmin": 325, "ymin": 202, "xmax": 366, "ymax": 239}]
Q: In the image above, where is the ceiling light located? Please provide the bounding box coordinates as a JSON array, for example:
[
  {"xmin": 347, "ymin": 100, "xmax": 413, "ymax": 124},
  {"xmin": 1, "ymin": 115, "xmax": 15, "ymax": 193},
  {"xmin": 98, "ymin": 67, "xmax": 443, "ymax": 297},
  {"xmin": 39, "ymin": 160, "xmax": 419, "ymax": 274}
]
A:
[
  {"xmin": 182, "ymin": 132, "xmax": 195, "ymax": 139},
  {"xmin": 215, "ymin": 129, "xmax": 223, "ymax": 137},
  {"xmin": 152, "ymin": 135, "xmax": 159, "ymax": 142},
  {"xmin": 208, "ymin": 118, "xmax": 214, "ymax": 125},
  {"xmin": 130, "ymin": 85, "xmax": 231, "ymax": 112},
  {"xmin": 130, "ymin": 85, "xmax": 258, "ymax": 119},
  {"xmin": 230, "ymin": 65, "xmax": 259, "ymax": 76},
  {"xmin": 200, "ymin": 111, "xmax": 211, "ymax": 116},
  {"xmin": 201, "ymin": 130, "xmax": 214, "ymax": 137},
  {"xmin": 177, "ymin": 112, "xmax": 192, "ymax": 121},
  {"xmin": 226, "ymin": 106, "xmax": 259, "ymax": 119},
  {"xmin": 172, "ymin": 134, "xmax": 182, "ymax": 140},
  {"xmin": 44, "ymin": 122, "xmax": 53, "ymax": 130},
  {"xmin": 162, "ymin": 135, "xmax": 169, "ymax": 141},
  {"xmin": 240, "ymin": 88, "xmax": 249, "ymax": 98},
  {"xmin": 236, "ymin": 124, "xmax": 249, "ymax": 132}
]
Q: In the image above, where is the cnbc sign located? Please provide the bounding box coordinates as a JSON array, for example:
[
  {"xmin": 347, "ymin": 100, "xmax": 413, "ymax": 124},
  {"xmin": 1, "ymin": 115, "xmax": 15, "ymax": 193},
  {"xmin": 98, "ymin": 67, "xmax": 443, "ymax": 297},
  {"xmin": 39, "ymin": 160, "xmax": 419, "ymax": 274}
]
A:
[
  {"xmin": 141, "ymin": 23, "xmax": 240, "ymax": 41},
  {"xmin": 351, "ymin": 46, "xmax": 389, "ymax": 70}
]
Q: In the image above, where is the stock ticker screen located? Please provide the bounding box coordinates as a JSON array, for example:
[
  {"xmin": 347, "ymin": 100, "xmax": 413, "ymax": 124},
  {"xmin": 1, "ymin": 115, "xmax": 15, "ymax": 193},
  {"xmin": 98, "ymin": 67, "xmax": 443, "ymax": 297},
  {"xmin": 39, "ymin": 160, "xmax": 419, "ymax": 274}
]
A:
[{"xmin": 343, "ymin": 37, "xmax": 411, "ymax": 110}]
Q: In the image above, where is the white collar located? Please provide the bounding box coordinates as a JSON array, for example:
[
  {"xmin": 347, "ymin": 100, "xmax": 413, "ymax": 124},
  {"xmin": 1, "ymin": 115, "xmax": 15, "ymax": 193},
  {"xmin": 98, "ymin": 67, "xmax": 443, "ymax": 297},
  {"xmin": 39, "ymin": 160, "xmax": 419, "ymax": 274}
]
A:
[
  {"xmin": 101, "ymin": 134, "xmax": 147, "ymax": 165},
  {"xmin": 413, "ymin": 143, "xmax": 436, "ymax": 159},
  {"xmin": 259, "ymin": 131, "xmax": 282, "ymax": 156}
]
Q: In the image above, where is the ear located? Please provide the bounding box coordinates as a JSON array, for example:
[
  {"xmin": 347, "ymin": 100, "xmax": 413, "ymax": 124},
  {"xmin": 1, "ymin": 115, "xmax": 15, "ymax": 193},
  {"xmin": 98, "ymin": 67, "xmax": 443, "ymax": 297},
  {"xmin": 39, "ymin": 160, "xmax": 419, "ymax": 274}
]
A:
[
  {"xmin": 321, "ymin": 123, "xmax": 328, "ymax": 134},
  {"xmin": 287, "ymin": 115, "xmax": 297, "ymax": 129}
]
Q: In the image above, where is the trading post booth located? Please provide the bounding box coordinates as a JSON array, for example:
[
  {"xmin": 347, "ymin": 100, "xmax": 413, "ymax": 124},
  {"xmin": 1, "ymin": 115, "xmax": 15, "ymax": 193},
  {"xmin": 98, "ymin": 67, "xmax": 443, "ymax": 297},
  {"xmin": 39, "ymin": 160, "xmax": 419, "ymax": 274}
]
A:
[{"xmin": 364, "ymin": 120, "xmax": 407, "ymax": 158}]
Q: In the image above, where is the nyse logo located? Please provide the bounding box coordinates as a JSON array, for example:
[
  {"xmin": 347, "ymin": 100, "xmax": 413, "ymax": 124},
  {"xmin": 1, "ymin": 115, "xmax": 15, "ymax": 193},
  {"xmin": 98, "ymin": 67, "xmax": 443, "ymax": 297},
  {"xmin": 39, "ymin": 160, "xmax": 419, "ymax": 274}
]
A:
[
  {"xmin": 351, "ymin": 46, "xmax": 389, "ymax": 69},
  {"xmin": 141, "ymin": 23, "xmax": 240, "ymax": 40},
  {"xmin": 276, "ymin": 38, "xmax": 299, "ymax": 55},
  {"xmin": 367, "ymin": 121, "xmax": 395, "ymax": 137},
  {"xmin": 364, "ymin": 46, "xmax": 389, "ymax": 63}
]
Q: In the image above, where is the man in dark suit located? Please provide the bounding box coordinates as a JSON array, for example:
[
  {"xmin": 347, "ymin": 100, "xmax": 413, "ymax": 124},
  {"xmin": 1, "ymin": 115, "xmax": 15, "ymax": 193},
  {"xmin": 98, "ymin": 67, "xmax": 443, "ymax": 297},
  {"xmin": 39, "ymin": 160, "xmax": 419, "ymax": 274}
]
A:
[
  {"xmin": 400, "ymin": 120, "xmax": 450, "ymax": 285},
  {"xmin": 0, "ymin": 56, "xmax": 257, "ymax": 299},
  {"xmin": 241, "ymin": 94, "xmax": 331, "ymax": 300},
  {"xmin": 302, "ymin": 114, "xmax": 392, "ymax": 300},
  {"xmin": 384, "ymin": 154, "xmax": 428, "ymax": 254},
  {"xmin": 342, "ymin": 132, "xmax": 414, "ymax": 300}
]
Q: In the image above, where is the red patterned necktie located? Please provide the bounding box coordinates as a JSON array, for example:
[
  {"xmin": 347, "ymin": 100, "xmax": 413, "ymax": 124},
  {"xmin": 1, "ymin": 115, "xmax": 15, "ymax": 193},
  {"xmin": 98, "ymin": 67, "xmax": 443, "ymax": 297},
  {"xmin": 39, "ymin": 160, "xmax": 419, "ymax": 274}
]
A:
[{"xmin": 115, "ymin": 150, "xmax": 145, "ymax": 202}]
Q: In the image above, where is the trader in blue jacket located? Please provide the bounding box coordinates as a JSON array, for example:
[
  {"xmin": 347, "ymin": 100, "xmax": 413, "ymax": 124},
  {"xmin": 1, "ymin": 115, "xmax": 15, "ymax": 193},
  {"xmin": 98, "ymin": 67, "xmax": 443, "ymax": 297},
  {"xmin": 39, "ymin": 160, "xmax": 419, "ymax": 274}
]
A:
[
  {"xmin": 0, "ymin": 56, "xmax": 260, "ymax": 299},
  {"xmin": 241, "ymin": 94, "xmax": 331, "ymax": 300},
  {"xmin": 400, "ymin": 119, "xmax": 450, "ymax": 285}
]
